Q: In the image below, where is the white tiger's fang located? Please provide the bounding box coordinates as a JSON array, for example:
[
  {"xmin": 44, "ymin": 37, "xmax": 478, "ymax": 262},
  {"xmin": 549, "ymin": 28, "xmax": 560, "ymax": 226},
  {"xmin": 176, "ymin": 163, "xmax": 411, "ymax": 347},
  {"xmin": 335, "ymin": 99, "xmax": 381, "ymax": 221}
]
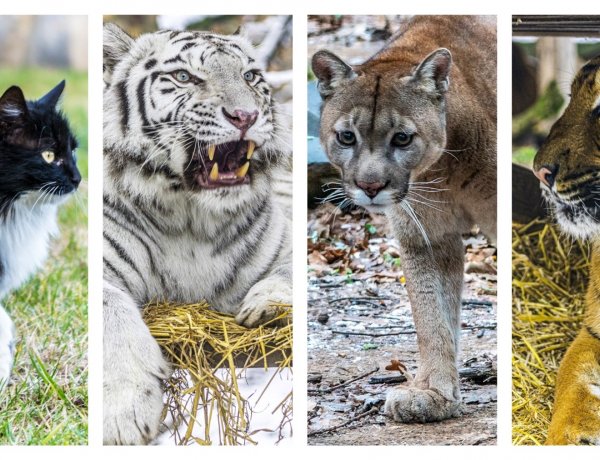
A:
[
  {"xmin": 247, "ymin": 140, "xmax": 255, "ymax": 159},
  {"xmin": 236, "ymin": 162, "xmax": 250, "ymax": 178},
  {"xmin": 209, "ymin": 163, "xmax": 219, "ymax": 181}
]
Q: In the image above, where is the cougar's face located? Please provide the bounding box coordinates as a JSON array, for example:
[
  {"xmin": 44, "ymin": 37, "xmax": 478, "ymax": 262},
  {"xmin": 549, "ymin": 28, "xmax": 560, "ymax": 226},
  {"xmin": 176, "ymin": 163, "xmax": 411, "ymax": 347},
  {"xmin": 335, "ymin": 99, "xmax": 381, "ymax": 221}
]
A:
[
  {"xmin": 320, "ymin": 73, "xmax": 447, "ymax": 212},
  {"xmin": 313, "ymin": 48, "xmax": 451, "ymax": 213}
]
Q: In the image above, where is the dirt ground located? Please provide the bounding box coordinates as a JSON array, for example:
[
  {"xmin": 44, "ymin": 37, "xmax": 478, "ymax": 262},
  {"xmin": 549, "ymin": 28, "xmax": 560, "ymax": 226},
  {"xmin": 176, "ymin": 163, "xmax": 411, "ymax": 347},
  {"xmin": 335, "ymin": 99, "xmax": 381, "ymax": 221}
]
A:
[{"xmin": 307, "ymin": 206, "xmax": 497, "ymax": 445}]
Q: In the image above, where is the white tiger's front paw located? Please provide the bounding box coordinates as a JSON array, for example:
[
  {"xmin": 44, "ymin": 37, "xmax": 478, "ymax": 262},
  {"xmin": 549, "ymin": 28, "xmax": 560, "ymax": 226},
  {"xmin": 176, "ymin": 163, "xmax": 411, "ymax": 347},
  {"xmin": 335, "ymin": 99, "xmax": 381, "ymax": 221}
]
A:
[
  {"xmin": 235, "ymin": 277, "xmax": 292, "ymax": 328},
  {"xmin": 0, "ymin": 307, "xmax": 16, "ymax": 389},
  {"xmin": 103, "ymin": 341, "xmax": 170, "ymax": 444}
]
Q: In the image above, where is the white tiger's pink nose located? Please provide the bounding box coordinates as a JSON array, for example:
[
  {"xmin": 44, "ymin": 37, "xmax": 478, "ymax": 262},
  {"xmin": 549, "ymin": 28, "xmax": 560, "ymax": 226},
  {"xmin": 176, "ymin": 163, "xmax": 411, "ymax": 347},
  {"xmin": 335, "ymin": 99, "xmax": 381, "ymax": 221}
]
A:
[{"xmin": 222, "ymin": 108, "xmax": 258, "ymax": 132}]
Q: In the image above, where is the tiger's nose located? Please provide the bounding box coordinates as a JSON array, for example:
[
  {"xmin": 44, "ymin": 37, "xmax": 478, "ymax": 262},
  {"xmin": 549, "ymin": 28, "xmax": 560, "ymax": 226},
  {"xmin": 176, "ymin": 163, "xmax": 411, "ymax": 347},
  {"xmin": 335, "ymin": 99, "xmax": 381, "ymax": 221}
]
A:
[
  {"xmin": 356, "ymin": 181, "xmax": 386, "ymax": 199},
  {"xmin": 533, "ymin": 164, "xmax": 558, "ymax": 188},
  {"xmin": 222, "ymin": 108, "xmax": 258, "ymax": 132}
]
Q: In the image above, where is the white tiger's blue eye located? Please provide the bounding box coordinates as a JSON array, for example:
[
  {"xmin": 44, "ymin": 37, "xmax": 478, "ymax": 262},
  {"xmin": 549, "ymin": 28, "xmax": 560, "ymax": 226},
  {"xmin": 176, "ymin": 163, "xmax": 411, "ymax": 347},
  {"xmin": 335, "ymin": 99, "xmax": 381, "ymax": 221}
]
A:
[
  {"xmin": 175, "ymin": 70, "xmax": 191, "ymax": 82},
  {"xmin": 243, "ymin": 71, "xmax": 256, "ymax": 82}
]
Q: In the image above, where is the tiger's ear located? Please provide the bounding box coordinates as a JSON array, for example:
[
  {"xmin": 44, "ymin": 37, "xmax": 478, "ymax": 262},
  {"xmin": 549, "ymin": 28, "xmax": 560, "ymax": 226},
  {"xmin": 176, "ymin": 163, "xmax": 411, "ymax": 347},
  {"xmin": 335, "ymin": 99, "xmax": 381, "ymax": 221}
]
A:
[
  {"xmin": 0, "ymin": 86, "xmax": 29, "ymax": 122},
  {"xmin": 312, "ymin": 50, "xmax": 356, "ymax": 99},
  {"xmin": 412, "ymin": 48, "xmax": 452, "ymax": 95},
  {"xmin": 232, "ymin": 25, "xmax": 243, "ymax": 36},
  {"xmin": 103, "ymin": 22, "xmax": 134, "ymax": 85}
]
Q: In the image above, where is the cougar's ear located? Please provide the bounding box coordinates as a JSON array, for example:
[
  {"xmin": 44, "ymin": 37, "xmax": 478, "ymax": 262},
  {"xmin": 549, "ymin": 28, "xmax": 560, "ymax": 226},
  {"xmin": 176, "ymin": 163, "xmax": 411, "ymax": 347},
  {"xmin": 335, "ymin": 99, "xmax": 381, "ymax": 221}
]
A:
[
  {"xmin": 103, "ymin": 22, "xmax": 134, "ymax": 85},
  {"xmin": 0, "ymin": 85, "xmax": 29, "ymax": 122},
  {"xmin": 413, "ymin": 48, "xmax": 452, "ymax": 95},
  {"xmin": 312, "ymin": 50, "xmax": 356, "ymax": 99}
]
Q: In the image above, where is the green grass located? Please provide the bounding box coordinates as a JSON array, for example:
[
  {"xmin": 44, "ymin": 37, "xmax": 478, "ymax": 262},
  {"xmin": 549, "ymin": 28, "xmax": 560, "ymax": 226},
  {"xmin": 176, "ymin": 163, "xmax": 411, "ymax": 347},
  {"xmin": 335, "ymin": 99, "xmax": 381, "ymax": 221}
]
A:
[{"xmin": 0, "ymin": 68, "xmax": 88, "ymax": 445}]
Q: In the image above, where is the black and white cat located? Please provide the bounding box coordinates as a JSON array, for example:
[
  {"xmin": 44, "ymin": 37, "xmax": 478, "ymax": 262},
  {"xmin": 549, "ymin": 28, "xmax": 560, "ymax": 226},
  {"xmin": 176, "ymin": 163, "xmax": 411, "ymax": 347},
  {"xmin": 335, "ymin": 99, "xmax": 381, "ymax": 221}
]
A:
[{"xmin": 0, "ymin": 81, "xmax": 81, "ymax": 387}]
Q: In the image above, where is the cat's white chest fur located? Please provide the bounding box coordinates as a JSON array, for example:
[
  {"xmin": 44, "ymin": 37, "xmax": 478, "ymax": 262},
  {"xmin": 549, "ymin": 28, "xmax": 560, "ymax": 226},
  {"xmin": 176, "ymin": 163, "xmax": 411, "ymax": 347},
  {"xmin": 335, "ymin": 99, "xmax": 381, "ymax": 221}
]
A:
[{"xmin": 0, "ymin": 195, "xmax": 59, "ymax": 298}]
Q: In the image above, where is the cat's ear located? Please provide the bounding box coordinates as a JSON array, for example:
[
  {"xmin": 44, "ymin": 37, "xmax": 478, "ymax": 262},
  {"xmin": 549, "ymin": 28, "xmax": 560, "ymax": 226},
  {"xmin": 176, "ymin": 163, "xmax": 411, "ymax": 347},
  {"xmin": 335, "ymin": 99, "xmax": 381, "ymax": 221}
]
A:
[
  {"xmin": 0, "ymin": 86, "xmax": 29, "ymax": 121},
  {"xmin": 104, "ymin": 22, "xmax": 134, "ymax": 85},
  {"xmin": 312, "ymin": 50, "xmax": 356, "ymax": 99},
  {"xmin": 413, "ymin": 48, "xmax": 452, "ymax": 95},
  {"xmin": 38, "ymin": 80, "xmax": 65, "ymax": 111}
]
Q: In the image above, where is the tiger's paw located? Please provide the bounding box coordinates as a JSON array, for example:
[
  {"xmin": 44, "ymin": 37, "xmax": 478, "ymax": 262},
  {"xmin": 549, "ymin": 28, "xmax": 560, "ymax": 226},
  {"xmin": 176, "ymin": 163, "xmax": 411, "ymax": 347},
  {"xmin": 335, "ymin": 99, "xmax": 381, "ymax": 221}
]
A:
[
  {"xmin": 103, "ymin": 336, "xmax": 170, "ymax": 445},
  {"xmin": 385, "ymin": 385, "xmax": 462, "ymax": 423},
  {"xmin": 546, "ymin": 331, "xmax": 600, "ymax": 445},
  {"xmin": 547, "ymin": 422, "xmax": 600, "ymax": 445},
  {"xmin": 235, "ymin": 277, "xmax": 292, "ymax": 328},
  {"xmin": 546, "ymin": 375, "xmax": 600, "ymax": 445}
]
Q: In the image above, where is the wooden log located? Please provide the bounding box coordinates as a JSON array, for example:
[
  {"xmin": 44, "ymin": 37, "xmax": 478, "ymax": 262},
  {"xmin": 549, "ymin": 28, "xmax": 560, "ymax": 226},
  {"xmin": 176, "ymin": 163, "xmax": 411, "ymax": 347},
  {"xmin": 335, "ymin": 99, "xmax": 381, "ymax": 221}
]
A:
[
  {"xmin": 513, "ymin": 15, "xmax": 600, "ymax": 36},
  {"xmin": 512, "ymin": 163, "xmax": 547, "ymax": 223}
]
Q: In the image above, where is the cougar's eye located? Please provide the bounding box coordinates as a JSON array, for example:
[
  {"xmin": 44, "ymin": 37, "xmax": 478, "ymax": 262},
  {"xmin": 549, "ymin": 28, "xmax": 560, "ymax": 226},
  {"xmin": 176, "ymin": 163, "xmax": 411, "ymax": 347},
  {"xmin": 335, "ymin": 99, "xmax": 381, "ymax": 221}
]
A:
[
  {"xmin": 391, "ymin": 132, "xmax": 413, "ymax": 147},
  {"xmin": 41, "ymin": 150, "xmax": 55, "ymax": 163},
  {"xmin": 336, "ymin": 131, "xmax": 356, "ymax": 146},
  {"xmin": 174, "ymin": 70, "xmax": 191, "ymax": 83},
  {"xmin": 243, "ymin": 70, "xmax": 257, "ymax": 82}
]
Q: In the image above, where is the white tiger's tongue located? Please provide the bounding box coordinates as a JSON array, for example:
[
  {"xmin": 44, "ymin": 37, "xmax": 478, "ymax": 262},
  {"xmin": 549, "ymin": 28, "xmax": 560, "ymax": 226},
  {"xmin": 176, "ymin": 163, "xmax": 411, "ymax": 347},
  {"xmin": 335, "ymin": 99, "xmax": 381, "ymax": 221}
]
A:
[{"xmin": 209, "ymin": 162, "xmax": 250, "ymax": 181}]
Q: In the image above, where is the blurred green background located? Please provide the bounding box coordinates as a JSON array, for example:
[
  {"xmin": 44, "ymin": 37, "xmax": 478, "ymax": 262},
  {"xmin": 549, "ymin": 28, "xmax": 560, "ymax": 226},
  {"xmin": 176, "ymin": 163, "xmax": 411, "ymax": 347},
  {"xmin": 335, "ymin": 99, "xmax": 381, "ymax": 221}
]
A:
[{"xmin": 512, "ymin": 38, "xmax": 600, "ymax": 167}]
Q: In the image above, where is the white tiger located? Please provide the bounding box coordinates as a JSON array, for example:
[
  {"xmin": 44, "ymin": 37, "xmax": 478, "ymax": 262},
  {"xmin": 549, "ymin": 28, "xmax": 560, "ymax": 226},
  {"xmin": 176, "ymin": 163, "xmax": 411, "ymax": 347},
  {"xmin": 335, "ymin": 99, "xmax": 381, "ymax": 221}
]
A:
[{"xmin": 102, "ymin": 23, "xmax": 292, "ymax": 445}]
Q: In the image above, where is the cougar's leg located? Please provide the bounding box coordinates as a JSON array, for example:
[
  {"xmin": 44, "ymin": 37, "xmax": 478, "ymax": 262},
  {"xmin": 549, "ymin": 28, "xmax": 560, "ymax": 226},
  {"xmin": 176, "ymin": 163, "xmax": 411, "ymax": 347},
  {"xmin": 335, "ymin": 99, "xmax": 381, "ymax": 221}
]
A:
[{"xmin": 385, "ymin": 232, "xmax": 463, "ymax": 422}]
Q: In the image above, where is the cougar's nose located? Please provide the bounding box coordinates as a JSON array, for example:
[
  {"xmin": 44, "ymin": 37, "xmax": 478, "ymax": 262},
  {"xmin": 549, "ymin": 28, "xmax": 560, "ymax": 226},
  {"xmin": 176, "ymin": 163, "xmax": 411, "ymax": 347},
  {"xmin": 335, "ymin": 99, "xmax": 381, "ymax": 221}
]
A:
[
  {"xmin": 222, "ymin": 108, "xmax": 258, "ymax": 132},
  {"xmin": 533, "ymin": 164, "xmax": 558, "ymax": 188},
  {"xmin": 356, "ymin": 181, "xmax": 386, "ymax": 199}
]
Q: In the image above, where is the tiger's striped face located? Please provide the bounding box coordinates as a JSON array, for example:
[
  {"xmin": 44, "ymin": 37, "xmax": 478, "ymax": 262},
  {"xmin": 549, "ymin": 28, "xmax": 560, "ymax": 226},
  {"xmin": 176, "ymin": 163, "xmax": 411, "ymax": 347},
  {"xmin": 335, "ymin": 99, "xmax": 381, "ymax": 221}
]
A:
[
  {"xmin": 534, "ymin": 55, "xmax": 600, "ymax": 240},
  {"xmin": 104, "ymin": 24, "xmax": 279, "ymax": 198}
]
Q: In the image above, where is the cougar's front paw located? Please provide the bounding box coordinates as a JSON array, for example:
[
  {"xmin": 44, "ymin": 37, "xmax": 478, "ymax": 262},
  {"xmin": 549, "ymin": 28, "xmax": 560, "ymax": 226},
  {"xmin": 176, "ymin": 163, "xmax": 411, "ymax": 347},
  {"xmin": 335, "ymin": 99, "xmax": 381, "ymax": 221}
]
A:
[
  {"xmin": 0, "ymin": 308, "xmax": 16, "ymax": 388},
  {"xmin": 385, "ymin": 385, "xmax": 461, "ymax": 423},
  {"xmin": 103, "ymin": 343, "xmax": 170, "ymax": 444},
  {"xmin": 235, "ymin": 278, "xmax": 292, "ymax": 328}
]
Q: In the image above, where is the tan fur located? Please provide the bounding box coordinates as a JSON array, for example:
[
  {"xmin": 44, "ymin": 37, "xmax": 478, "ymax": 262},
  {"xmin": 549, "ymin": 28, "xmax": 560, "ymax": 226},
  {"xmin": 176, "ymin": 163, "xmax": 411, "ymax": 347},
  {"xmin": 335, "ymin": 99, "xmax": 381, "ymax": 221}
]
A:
[
  {"xmin": 534, "ymin": 54, "xmax": 600, "ymax": 445},
  {"xmin": 312, "ymin": 16, "xmax": 496, "ymax": 423}
]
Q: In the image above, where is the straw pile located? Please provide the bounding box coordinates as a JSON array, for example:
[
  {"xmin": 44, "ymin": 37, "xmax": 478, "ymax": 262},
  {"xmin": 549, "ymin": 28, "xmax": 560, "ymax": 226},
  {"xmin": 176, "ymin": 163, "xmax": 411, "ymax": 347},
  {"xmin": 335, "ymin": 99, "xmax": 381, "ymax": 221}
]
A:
[
  {"xmin": 512, "ymin": 220, "xmax": 591, "ymax": 445},
  {"xmin": 143, "ymin": 301, "xmax": 292, "ymax": 445}
]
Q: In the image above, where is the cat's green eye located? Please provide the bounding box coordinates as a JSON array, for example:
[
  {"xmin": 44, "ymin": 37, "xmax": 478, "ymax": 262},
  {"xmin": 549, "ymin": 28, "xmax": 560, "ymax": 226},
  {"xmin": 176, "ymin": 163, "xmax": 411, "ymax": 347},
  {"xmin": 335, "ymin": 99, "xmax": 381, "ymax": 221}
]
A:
[
  {"xmin": 174, "ymin": 70, "xmax": 191, "ymax": 83},
  {"xmin": 336, "ymin": 130, "xmax": 356, "ymax": 146},
  {"xmin": 41, "ymin": 150, "xmax": 55, "ymax": 163},
  {"xmin": 391, "ymin": 132, "xmax": 413, "ymax": 147}
]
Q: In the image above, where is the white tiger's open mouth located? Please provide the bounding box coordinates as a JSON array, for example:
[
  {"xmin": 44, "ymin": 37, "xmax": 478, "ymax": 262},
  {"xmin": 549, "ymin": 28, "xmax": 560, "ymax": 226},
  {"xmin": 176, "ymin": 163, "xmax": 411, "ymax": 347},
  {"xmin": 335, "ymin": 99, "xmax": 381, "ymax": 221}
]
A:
[{"xmin": 195, "ymin": 140, "xmax": 255, "ymax": 189}]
